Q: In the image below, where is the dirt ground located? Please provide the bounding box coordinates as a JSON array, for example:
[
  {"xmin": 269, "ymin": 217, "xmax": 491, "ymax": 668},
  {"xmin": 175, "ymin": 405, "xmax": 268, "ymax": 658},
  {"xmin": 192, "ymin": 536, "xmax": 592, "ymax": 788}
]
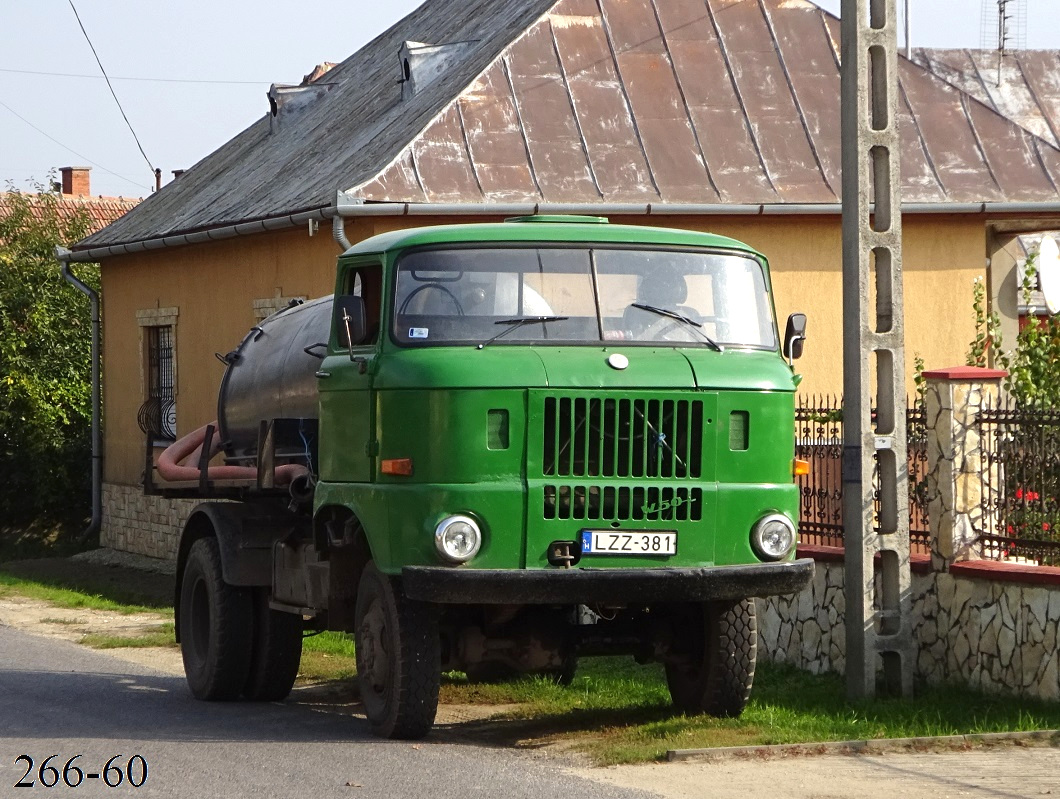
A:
[{"xmin": 3, "ymin": 552, "xmax": 1059, "ymax": 798}]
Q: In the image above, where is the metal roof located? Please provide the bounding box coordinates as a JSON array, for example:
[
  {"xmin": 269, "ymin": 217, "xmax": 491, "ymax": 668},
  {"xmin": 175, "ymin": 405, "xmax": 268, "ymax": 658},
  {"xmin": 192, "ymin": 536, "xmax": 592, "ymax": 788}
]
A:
[
  {"xmin": 78, "ymin": 0, "xmax": 1060, "ymax": 253},
  {"xmin": 911, "ymin": 49, "xmax": 1060, "ymax": 150}
]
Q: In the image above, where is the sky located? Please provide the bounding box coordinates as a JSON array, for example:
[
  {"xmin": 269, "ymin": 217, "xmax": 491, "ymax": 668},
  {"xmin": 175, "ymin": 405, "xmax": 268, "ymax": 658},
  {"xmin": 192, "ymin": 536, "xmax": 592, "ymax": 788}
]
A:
[{"xmin": 1, "ymin": 0, "xmax": 1058, "ymax": 200}]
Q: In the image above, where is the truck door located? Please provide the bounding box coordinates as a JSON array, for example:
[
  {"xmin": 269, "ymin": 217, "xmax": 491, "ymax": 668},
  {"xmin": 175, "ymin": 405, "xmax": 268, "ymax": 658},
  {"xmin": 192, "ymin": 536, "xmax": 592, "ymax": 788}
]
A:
[{"xmin": 317, "ymin": 261, "xmax": 382, "ymax": 483}]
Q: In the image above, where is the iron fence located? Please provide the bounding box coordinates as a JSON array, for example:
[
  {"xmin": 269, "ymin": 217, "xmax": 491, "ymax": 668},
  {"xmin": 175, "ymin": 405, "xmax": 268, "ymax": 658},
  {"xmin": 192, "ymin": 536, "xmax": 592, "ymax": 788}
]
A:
[
  {"xmin": 795, "ymin": 395, "xmax": 930, "ymax": 553},
  {"xmin": 977, "ymin": 397, "xmax": 1060, "ymax": 564}
]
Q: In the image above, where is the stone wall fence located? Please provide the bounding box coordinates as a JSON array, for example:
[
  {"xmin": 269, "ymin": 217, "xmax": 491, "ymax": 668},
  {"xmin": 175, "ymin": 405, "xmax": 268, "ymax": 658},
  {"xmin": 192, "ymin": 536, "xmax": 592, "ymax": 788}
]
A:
[{"xmin": 759, "ymin": 366, "xmax": 1060, "ymax": 703}]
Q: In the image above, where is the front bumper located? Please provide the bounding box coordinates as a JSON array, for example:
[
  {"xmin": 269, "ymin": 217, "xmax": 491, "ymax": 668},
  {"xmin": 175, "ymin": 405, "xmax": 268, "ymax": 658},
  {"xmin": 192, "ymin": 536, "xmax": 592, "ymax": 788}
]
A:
[{"xmin": 402, "ymin": 558, "xmax": 814, "ymax": 605}]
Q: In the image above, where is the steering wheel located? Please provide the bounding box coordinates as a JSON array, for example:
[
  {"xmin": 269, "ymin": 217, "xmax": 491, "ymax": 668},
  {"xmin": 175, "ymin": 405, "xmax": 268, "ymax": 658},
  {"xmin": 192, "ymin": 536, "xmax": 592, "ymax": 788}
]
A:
[
  {"xmin": 399, "ymin": 283, "xmax": 465, "ymax": 316},
  {"xmin": 642, "ymin": 315, "xmax": 688, "ymax": 341}
]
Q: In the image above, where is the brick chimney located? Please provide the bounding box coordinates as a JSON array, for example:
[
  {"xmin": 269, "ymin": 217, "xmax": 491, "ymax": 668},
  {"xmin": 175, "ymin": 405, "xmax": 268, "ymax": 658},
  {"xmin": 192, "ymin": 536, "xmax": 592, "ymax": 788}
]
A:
[{"xmin": 60, "ymin": 166, "xmax": 91, "ymax": 196}]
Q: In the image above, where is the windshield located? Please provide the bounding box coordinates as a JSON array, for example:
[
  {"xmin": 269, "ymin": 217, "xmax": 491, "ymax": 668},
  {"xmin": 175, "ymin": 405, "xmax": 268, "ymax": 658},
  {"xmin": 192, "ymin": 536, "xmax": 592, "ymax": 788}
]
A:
[{"xmin": 391, "ymin": 246, "xmax": 777, "ymax": 349}]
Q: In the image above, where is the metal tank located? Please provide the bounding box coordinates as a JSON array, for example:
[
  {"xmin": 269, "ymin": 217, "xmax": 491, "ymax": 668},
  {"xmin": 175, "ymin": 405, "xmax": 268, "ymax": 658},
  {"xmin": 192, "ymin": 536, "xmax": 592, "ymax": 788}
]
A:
[{"xmin": 217, "ymin": 295, "xmax": 333, "ymax": 463}]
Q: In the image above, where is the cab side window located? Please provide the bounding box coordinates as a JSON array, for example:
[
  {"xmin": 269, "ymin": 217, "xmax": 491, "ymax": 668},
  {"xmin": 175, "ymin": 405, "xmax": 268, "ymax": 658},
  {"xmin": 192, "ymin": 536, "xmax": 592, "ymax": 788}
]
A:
[{"xmin": 345, "ymin": 266, "xmax": 382, "ymax": 345}]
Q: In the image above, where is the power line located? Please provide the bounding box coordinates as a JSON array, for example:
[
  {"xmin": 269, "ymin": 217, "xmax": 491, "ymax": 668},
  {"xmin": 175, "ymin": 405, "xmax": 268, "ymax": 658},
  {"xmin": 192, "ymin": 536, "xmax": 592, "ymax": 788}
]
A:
[
  {"xmin": 0, "ymin": 67, "xmax": 265, "ymax": 86},
  {"xmin": 0, "ymin": 97, "xmax": 151, "ymax": 191},
  {"xmin": 67, "ymin": 0, "xmax": 156, "ymax": 179}
]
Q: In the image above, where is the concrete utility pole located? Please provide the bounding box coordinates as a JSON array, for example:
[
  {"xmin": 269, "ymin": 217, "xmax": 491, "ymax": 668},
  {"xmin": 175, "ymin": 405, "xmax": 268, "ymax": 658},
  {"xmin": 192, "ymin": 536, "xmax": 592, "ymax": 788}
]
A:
[{"xmin": 840, "ymin": 0, "xmax": 915, "ymax": 699}]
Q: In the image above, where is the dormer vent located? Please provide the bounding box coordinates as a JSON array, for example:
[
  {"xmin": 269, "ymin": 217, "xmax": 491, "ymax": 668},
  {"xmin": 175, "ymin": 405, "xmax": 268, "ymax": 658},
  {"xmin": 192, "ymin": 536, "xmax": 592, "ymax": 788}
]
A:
[
  {"xmin": 267, "ymin": 79, "xmax": 333, "ymax": 132},
  {"xmin": 399, "ymin": 39, "xmax": 478, "ymax": 101}
]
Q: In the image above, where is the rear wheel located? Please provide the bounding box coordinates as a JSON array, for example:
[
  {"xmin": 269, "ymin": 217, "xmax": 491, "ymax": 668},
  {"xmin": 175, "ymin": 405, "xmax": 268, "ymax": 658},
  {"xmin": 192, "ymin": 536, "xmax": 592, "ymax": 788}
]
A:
[
  {"xmin": 179, "ymin": 537, "xmax": 253, "ymax": 701},
  {"xmin": 243, "ymin": 588, "xmax": 303, "ymax": 701},
  {"xmin": 664, "ymin": 598, "xmax": 757, "ymax": 718},
  {"xmin": 355, "ymin": 562, "xmax": 440, "ymax": 739}
]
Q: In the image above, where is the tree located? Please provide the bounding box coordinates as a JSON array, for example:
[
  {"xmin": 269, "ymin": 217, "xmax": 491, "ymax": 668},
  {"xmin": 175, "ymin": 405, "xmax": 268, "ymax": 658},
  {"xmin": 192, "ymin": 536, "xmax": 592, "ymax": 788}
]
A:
[
  {"xmin": 967, "ymin": 256, "xmax": 1060, "ymax": 408},
  {"xmin": 0, "ymin": 185, "xmax": 97, "ymax": 525}
]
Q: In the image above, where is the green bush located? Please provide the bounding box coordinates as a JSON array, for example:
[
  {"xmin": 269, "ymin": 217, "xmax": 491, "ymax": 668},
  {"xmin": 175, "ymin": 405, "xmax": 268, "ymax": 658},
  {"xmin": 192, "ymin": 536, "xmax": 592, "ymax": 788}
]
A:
[{"xmin": 0, "ymin": 185, "xmax": 97, "ymax": 526}]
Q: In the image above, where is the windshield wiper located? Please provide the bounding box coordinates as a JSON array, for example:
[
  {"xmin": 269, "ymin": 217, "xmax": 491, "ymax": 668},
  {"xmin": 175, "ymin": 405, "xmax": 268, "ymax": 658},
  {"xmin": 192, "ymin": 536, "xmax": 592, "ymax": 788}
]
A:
[
  {"xmin": 631, "ymin": 303, "xmax": 724, "ymax": 352},
  {"xmin": 477, "ymin": 316, "xmax": 569, "ymax": 349}
]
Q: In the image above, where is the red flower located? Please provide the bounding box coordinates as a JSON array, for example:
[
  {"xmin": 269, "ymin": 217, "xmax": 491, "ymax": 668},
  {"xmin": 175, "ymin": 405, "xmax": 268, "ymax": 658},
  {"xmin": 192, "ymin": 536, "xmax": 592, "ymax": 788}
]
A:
[
  {"xmin": 1016, "ymin": 488, "xmax": 1024, "ymax": 500},
  {"xmin": 1044, "ymin": 523, "xmax": 1051, "ymax": 532}
]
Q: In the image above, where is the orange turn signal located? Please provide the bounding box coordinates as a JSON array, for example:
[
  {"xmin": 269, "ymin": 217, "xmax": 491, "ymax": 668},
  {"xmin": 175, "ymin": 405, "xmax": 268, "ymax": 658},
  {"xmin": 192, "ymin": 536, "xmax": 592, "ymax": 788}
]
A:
[
  {"xmin": 793, "ymin": 458, "xmax": 810, "ymax": 477},
  {"xmin": 381, "ymin": 458, "xmax": 414, "ymax": 476}
]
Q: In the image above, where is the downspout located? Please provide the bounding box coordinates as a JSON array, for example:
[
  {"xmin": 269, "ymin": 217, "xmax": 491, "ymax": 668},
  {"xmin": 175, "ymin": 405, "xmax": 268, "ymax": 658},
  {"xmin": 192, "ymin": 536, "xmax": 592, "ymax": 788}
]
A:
[
  {"xmin": 332, "ymin": 212, "xmax": 352, "ymax": 251},
  {"xmin": 57, "ymin": 246, "xmax": 102, "ymax": 543}
]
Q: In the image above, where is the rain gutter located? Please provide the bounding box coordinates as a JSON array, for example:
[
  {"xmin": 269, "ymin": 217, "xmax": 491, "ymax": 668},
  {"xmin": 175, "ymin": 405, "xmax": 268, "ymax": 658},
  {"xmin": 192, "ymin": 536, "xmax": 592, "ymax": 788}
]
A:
[
  {"xmin": 61, "ymin": 198, "xmax": 1060, "ymax": 264},
  {"xmin": 57, "ymin": 247, "xmax": 102, "ymax": 543}
]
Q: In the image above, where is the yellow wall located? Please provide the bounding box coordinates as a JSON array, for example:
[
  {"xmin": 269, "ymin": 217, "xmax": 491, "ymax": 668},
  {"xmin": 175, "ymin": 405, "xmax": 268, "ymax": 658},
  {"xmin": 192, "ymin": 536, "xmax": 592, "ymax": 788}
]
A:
[
  {"xmin": 100, "ymin": 213, "xmax": 986, "ymax": 484},
  {"xmin": 101, "ymin": 219, "xmax": 374, "ymax": 484},
  {"xmin": 610, "ymin": 214, "xmax": 985, "ymax": 398}
]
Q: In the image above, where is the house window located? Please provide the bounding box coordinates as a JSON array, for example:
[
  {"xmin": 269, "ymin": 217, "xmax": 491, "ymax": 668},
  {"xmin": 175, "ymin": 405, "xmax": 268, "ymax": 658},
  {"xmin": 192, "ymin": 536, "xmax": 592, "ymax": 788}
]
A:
[
  {"xmin": 136, "ymin": 308, "xmax": 178, "ymax": 442},
  {"xmin": 146, "ymin": 326, "xmax": 176, "ymax": 440}
]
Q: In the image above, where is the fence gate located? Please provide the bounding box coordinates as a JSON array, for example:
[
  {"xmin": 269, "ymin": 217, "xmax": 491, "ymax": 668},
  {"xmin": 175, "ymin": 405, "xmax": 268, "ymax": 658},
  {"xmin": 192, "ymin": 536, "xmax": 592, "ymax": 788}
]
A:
[{"xmin": 977, "ymin": 398, "xmax": 1060, "ymax": 564}]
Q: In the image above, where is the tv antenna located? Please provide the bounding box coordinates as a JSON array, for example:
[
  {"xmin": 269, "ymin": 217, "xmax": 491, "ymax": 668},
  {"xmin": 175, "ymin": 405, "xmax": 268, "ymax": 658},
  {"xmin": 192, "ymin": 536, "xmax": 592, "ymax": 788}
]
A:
[{"xmin": 981, "ymin": 0, "xmax": 1027, "ymax": 85}]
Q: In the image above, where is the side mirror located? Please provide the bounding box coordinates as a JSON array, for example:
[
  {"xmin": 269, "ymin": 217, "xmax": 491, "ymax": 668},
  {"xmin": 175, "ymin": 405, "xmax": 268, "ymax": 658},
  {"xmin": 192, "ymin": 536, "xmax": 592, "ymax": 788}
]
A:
[
  {"xmin": 784, "ymin": 313, "xmax": 807, "ymax": 364},
  {"xmin": 335, "ymin": 295, "xmax": 368, "ymax": 350}
]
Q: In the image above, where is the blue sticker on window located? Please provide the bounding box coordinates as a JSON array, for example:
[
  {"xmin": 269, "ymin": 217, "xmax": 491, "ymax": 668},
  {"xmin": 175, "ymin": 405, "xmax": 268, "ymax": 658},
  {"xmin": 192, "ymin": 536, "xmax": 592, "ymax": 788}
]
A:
[{"xmin": 409, "ymin": 327, "xmax": 429, "ymax": 339}]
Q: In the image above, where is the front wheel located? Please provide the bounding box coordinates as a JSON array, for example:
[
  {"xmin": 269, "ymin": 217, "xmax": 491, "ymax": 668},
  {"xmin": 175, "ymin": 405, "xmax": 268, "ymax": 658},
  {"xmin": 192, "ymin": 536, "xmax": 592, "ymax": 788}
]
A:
[
  {"xmin": 178, "ymin": 537, "xmax": 253, "ymax": 700},
  {"xmin": 355, "ymin": 562, "xmax": 440, "ymax": 739},
  {"xmin": 664, "ymin": 598, "xmax": 757, "ymax": 718}
]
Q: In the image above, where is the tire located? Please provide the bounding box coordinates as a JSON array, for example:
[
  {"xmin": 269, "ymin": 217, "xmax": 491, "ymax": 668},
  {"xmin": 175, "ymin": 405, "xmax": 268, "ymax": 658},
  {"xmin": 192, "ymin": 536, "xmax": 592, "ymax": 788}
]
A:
[
  {"xmin": 178, "ymin": 537, "xmax": 254, "ymax": 701},
  {"xmin": 544, "ymin": 653, "xmax": 578, "ymax": 687},
  {"xmin": 243, "ymin": 588, "xmax": 303, "ymax": 701},
  {"xmin": 664, "ymin": 598, "xmax": 757, "ymax": 718},
  {"xmin": 355, "ymin": 562, "xmax": 440, "ymax": 739}
]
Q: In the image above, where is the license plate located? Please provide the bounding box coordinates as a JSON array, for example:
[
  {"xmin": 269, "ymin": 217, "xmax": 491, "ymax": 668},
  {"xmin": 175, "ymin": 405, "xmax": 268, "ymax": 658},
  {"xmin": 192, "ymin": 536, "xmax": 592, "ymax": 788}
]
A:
[{"xmin": 580, "ymin": 530, "xmax": 677, "ymax": 556}]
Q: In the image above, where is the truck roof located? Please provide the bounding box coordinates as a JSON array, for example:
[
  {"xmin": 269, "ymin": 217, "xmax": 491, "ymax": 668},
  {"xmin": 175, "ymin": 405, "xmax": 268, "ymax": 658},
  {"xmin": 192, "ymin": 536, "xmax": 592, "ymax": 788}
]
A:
[{"xmin": 339, "ymin": 216, "xmax": 763, "ymax": 260}]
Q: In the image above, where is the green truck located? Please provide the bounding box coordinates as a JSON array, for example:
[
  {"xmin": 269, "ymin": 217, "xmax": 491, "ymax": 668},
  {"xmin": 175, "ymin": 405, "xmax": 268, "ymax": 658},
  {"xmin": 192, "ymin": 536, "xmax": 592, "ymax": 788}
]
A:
[{"xmin": 151, "ymin": 215, "xmax": 813, "ymax": 739}]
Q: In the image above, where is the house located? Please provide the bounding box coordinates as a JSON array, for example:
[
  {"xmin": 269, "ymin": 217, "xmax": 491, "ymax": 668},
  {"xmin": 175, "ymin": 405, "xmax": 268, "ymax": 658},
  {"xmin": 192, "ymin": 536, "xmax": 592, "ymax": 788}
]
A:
[
  {"xmin": 63, "ymin": 0, "xmax": 1060, "ymax": 559},
  {"xmin": 0, "ymin": 166, "xmax": 140, "ymax": 236},
  {"xmin": 910, "ymin": 47, "xmax": 1060, "ymax": 341}
]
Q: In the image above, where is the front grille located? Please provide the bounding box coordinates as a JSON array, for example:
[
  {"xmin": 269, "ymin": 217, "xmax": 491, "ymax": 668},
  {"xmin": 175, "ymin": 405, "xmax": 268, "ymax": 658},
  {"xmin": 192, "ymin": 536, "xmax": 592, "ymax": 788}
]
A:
[
  {"xmin": 542, "ymin": 397, "xmax": 703, "ymax": 479},
  {"xmin": 543, "ymin": 485, "xmax": 703, "ymax": 522}
]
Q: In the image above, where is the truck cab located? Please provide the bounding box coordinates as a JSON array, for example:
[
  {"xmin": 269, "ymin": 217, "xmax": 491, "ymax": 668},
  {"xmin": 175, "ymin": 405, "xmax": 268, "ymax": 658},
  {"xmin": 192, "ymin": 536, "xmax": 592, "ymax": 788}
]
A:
[{"xmin": 166, "ymin": 215, "xmax": 813, "ymax": 739}]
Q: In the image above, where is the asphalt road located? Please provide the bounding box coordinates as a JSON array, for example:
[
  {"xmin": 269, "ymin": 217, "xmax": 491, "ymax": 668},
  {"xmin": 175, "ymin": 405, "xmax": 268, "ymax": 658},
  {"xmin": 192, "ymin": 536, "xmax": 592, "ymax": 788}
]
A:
[{"xmin": 0, "ymin": 625, "xmax": 652, "ymax": 799}]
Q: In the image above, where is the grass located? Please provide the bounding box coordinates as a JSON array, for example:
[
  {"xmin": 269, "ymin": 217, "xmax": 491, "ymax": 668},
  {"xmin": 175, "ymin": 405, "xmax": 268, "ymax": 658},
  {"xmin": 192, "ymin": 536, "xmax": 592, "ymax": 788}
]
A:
[
  {"xmin": 0, "ymin": 572, "xmax": 169, "ymax": 616},
  {"xmin": 4, "ymin": 558, "xmax": 1060, "ymax": 764},
  {"xmin": 439, "ymin": 658, "xmax": 1060, "ymax": 764},
  {"xmin": 82, "ymin": 623, "xmax": 177, "ymax": 649},
  {"xmin": 299, "ymin": 631, "xmax": 359, "ymax": 682}
]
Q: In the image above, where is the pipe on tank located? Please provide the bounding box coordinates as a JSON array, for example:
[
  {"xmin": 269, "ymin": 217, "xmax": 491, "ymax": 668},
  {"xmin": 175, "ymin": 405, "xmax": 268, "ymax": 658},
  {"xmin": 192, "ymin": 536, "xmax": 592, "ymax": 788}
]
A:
[
  {"xmin": 57, "ymin": 247, "xmax": 102, "ymax": 544},
  {"xmin": 157, "ymin": 422, "xmax": 308, "ymax": 485},
  {"xmin": 288, "ymin": 472, "xmax": 315, "ymax": 505}
]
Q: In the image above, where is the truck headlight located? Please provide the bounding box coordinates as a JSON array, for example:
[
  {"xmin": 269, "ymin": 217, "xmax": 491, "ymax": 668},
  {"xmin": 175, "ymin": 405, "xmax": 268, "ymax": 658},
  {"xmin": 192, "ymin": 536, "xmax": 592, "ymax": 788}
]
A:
[
  {"xmin": 434, "ymin": 515, "xmax": 482, "ymax": 563},
  {"xmin": 750, "ymin": 513, "xmax": 796, "ymax": 561}
]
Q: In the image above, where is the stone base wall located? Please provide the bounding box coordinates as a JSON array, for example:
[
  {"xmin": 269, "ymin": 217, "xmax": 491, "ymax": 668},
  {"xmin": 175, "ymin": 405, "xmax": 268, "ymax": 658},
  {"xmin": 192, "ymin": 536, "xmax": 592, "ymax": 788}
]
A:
[
  {"xmin": 916, "ymin": 570, "xmax": 1060, "ymax": 700},
  {"xmin": 101, "ymin": 482, "xmax": 198, "ymax": 560},
  {"xmin": 757, "ymin": 556, "xmax": 850, "ymax": 676},
  {"xmin": 758, "ymin": 556, "xmax": 1060, "ymax": 702}
]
